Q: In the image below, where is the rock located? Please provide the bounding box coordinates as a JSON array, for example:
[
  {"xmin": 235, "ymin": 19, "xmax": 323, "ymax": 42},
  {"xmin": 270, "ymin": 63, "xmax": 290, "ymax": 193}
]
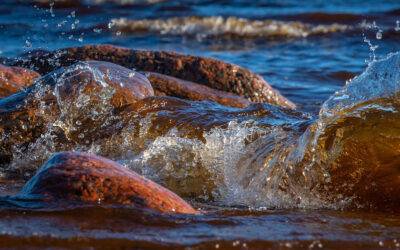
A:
[
  {"xmin": 7, "ymin": 44, "xmax": 295, "ymax": 109},
  {"xmin": 0, "ymin": 61, "xmax": 153, "ymax": 172},
  {"xmin": 306, "ymin": 96, "xmax": 400, "ymax": 211},
  {"xmin": 147, "ymin": 72, "xmax": 251, "ymax": 108},
  {"xmin": 0, "ymin": 64, "xmax": 40, "ymax": 98},
  {"xmin": 42, "ymin": 60, "xmax": 154, "ymax": 107},
  {"xmin": 18, "ymin": 151, "xmax": 199, "ymax": 214}
]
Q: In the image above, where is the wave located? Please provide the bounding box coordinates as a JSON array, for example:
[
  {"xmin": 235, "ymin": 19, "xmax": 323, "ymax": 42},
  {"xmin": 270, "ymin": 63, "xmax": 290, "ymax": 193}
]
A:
[{"xmin": 110, "ymin": 16, "xmax": 350, "ymax": 39}]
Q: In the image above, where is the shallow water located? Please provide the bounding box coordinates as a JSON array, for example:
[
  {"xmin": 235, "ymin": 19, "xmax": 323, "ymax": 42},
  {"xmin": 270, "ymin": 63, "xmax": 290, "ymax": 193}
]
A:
[{"xmin": 0, "ymin": 0, "xmax": 400, "ymax": 249}]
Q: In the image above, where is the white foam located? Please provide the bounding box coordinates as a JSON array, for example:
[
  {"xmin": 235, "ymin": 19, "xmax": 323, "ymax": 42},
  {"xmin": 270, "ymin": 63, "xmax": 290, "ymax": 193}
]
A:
[{"xmin": 111, "ymin": 16, "xmax": 349, "ymax": 39}]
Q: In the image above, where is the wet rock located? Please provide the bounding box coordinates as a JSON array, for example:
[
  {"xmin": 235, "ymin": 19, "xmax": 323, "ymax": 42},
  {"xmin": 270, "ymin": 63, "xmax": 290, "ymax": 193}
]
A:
[
  {"xmin": 147, "ymin": 72, "xmax": 251, "ymax": 108},
  {"xmin": 308, "ymin": 96, "xmax": 400, "ymax": 211},
  {"xmin": 18, "ymin": 151, "xmax": 198, "ymax": 214},
  {"xmin": 38, "ymin": 60, "xmax": 154, "ymax": 107},
  {"xmin": 0, "ymin": 64, "xmax": 40, "ymax": 98},
  {"xmin": 7, "ymin": 44, "xmax": 295, "ymax": 109},
  {"xmin": 0, "ymin": 61, "xmax": 153, "ymax": 173}
]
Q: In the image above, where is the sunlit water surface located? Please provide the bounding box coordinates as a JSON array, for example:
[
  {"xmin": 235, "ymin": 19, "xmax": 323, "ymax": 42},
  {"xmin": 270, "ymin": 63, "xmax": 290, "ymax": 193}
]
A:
[{"xmin": 0, "ymin": 0, "xmax": 400, "ymax": 249}]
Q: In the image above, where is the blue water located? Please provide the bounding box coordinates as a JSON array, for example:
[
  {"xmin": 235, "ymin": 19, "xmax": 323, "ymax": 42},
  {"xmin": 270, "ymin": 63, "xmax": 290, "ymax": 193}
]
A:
[{"xmin": 1, "ymin": 1, "xmax": 400, "ymax": 249}]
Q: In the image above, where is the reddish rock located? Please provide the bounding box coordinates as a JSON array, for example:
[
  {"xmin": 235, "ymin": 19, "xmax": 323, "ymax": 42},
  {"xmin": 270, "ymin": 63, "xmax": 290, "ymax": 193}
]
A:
[
  {"xmin": 0, "ymin": 61, "xmax": 153, "ymax": 171},
  {"xmin": 39, "ymin": 60, "xmax": 154, "ymax": 107},
  {"xmin": 19, "ymin": 152, "xmax": 199, "ymax": 214},
  {"xmin": 8, "ymin": 44, "xmax": 295, "ymax": 109},
  {"xmin": 147, "ymin": 72, "xmax": 251, "ymax": 108},
  {"xmin": 0, "ymin": 64, "xmax": 40, "ymax": 98}
]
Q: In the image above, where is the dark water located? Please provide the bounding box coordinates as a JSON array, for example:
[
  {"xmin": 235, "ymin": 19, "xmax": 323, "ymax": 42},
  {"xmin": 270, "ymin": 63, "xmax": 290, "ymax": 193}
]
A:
[{"xmin": 0, "ymin": 0, "xmax": 400, "ymax": 249}]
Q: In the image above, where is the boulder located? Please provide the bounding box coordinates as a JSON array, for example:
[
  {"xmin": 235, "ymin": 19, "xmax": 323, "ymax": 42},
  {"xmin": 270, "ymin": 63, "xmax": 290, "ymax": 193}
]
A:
[
  {"xmin": 18, "ymin": 151, "xmax": 199, "ymax": 214},
  {"xmin": 0, "ymin": 61, "xmax": 153, "ymax": 171}
]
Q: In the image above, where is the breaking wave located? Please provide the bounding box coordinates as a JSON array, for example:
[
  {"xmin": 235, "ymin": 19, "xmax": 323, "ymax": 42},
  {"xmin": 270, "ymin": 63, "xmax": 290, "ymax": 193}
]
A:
[{"xmin": 110, "ymin": 16, "xmax": 350, "ymax": 39}]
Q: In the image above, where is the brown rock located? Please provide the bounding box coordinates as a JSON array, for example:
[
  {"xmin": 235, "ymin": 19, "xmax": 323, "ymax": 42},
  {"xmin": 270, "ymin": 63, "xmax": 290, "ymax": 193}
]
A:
[
  {"xmin": 42, "ymin": 60, "xmax": 154, "ymax": 107},
  {"xmin": 0, "ymin": 61, "xmax": 153, "ymax": 172},
  {"xmin": 0, "ymin": 64, "xmax": 40, "ymax": 98},
  {"xmin": 147, "ymin": 72, "xmax": 251, "ymax": 108},
  {"xmin": 7, "ymin": 44, "xmax": 295, "ymax": 109},
  {"xmin": 19, "ymin": 151, "xmax": 199, "ymax": 214}
]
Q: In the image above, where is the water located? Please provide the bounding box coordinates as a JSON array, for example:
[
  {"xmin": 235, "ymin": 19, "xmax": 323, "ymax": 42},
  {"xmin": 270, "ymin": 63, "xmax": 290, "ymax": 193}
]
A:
[{"xmin": 0, "ymin": 0, "xmax": 400, "ymax": 249}]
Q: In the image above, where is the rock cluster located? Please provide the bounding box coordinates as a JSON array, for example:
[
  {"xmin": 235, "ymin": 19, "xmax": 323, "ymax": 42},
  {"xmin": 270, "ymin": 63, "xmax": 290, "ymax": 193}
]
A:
[
  {"xmin": 2, "ymin": 45, "xmax": 398, "ymax": 213},
  {"xmin": 7, "ymin": 44, "xmax": 296, "ymax": 109}
]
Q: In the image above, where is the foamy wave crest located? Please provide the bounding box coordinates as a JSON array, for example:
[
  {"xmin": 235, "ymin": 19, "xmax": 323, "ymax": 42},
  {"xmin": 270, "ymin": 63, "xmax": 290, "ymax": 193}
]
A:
[{"xmin": 110, "ymin": 16, "xmax": 350, "ymax": 38}]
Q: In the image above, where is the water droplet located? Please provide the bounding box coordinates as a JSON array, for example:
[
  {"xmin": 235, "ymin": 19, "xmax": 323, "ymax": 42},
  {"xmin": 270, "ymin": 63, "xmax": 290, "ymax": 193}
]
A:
[
  {"xmin": 395, "ymin": 20, "xmax": 400, "ymax": 32},
  {"xmin": 376, "ymin": 30, "xmax": 382, "ymax": 40},
  {"xmin": 116, "ymin": 31, "xmax": 122, "ymax": 36},
  {"xmin": 25, "ymin": 40, "xmax": 32, "ymax": 48}
]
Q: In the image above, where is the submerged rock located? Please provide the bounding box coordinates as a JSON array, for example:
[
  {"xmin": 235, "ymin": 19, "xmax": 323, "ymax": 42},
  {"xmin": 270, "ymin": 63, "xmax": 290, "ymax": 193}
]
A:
[
  {"xmin": 0, "ymin": 64, "xmax": 40, "ymax": 98},
  {"xmin": 7, "ymin": 44, "xmax": 295, "ymax": 109},
  {"xmin": 18, "ymin": 151, "xmax": 198, "ymax": 214},
  {"xmin": 147, "ymin": 72, "xmax": 251, "ymax": 108}
]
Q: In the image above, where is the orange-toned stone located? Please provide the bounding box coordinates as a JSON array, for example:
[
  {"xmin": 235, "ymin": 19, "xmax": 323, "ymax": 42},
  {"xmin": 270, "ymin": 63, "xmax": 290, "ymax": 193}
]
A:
[
  {"xmin": 0, "ymin": 64, "xmax": 40, "ymax": 98},
  {"xmin": 0, "ymin": 61, "xmax": 154, "ymax": 170},
  {"xmin": 10, "ymin": 44, "xmax": 295, "ymax": 109},
  {"xmin": 20, "ymin": 152, "xmax": 199, "ymax": 214},
  {"xmin": 44, "ymin": 60, "xmax": 154, "ymax": 107},
  {"xmin": 147, "ymin": 72, "xmax": 251, "ymax": 108}
]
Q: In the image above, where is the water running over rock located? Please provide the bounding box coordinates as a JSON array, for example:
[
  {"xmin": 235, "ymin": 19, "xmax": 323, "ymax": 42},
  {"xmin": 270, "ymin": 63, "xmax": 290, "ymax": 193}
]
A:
[{"xmin": 0, "ymin": 51, "xmax": 399, "ymax": 212}]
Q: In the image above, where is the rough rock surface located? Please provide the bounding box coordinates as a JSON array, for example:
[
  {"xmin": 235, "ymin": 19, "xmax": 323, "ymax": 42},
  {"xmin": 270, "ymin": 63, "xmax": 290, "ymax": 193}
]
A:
[
  {"xmin": 147, "ymin": 72, "xmax": 251, "ymax": 108},
  {"xmin": 5, "ymin": 44, "xmax": 295, "ymax": 109},
  {"xmin": 0, "ymin": 64, "xmax": 40, "ymax": 98},
  {"xmin": 18, "ymin": 151, "xmax": 199, "ymax": 214}
]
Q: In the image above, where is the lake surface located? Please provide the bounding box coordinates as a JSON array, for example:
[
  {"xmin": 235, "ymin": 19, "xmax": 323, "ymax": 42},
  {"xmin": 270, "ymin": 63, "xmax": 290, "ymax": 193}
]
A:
[{"xmin": 0, "ymin": 0, "xmax": 400, "ymax": 249}]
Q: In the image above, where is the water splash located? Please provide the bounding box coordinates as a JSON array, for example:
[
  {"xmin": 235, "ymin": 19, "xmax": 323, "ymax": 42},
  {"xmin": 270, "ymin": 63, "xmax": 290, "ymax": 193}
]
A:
[
  {"xmin": 320, "ymin": 52, "xmax": 400, "ymax": 118},
  {"xmin": 1, "ymin": 52, "xmax": 400, "ymax": 210}
]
